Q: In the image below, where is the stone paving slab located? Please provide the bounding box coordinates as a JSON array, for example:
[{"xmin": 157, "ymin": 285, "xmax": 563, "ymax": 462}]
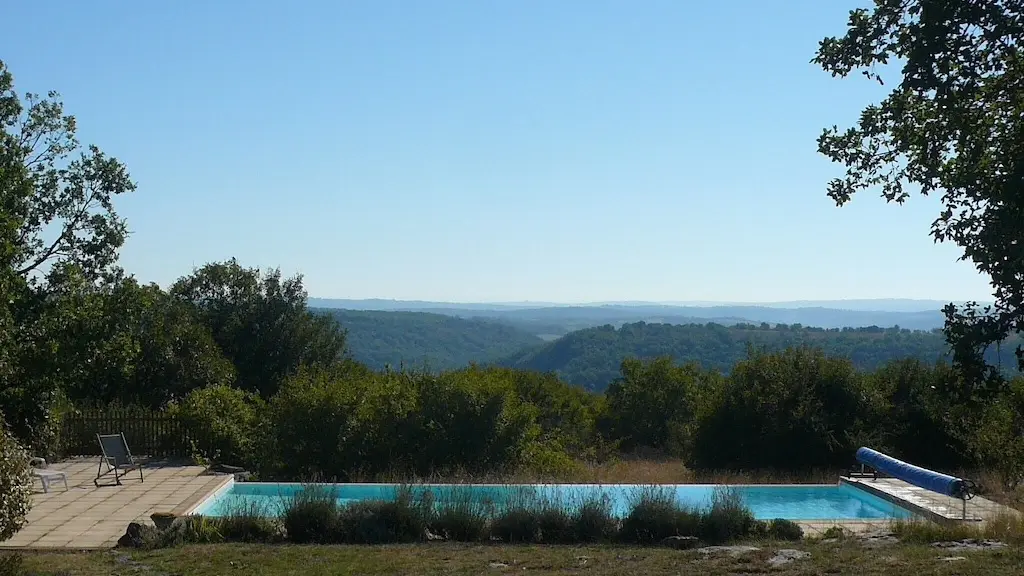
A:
[{"xmin": 0, "ymin": 458, "xmax": 231, "ymax": 550}]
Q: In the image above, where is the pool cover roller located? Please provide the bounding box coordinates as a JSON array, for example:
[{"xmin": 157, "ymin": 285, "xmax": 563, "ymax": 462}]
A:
[{"xmin": 855, "ymin": 447, "xmax": 966, "ymax": 498}]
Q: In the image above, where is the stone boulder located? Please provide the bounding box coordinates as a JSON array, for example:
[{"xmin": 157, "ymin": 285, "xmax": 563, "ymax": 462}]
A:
[
  {"xmin": 660, "ymin": 535, "xmax": 701, "ymax": 550},
  {"xmin": 116, "ymin": 522, "xmax": 160, "ymax": 548}
]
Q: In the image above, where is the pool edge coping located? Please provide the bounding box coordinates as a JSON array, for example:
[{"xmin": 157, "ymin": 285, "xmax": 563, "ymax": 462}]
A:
[
  {"xmin": 177, "ymin": 474, "xmax": 236, "ymax": 516},
  {"xmin": 839, "ymin": 477, "xmax": 978, "ymax": 524}
]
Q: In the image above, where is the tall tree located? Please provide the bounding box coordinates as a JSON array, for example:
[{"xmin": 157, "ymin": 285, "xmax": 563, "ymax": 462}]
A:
[
  {"xmin": 813, "ymin": 1, "xmax": 1024, "ymax": 395},
  {"xmin": 0, "ymin": 60, "xmax": 135, "ymax": 286},
  {"xmin": 170, "ymin": 259, "xmax": 347, "ymax": 398},
  {"xmin": 0, "ymin": 60, "xmax": 135, "ymax": 447}
]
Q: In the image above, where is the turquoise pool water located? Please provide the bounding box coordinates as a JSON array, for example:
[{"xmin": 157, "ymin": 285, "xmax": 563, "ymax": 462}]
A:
[{"xmin": 193, "ymin": 482, "xmax": 914, "ymax": 521}]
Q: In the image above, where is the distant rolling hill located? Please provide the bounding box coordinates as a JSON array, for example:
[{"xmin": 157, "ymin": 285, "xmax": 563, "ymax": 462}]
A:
[
  {"xmin": 315, "ymin": 308, "xmax": 543, "ymax": 371},
  {"xmin": 309, "ymin": 298, "xmax": 951, "ymax": 336},
  {"xmin": 501, "ymin": 321, "xmax": 1023, "ymax": 392}
]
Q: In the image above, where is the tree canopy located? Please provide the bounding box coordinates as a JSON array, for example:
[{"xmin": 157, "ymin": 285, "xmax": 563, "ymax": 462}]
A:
[
  {"xmin": 170, "ymin": 259, "xmax": 348, "ymax": 398},
  {"xmin": 814, "ymin": 1, "xmax": 1024, "ymax": 388}
]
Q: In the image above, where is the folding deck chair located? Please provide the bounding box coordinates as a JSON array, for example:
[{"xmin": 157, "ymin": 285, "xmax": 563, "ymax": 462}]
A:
[{"xmin": 95, "ymin": 433, "xmax": 144, "ymax": 486}]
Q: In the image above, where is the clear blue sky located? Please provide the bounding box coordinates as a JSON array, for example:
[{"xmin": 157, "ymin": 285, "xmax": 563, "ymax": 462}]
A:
[{"xmin": 2, "ymin": 0, "xmax": 993, "ymax": 303}]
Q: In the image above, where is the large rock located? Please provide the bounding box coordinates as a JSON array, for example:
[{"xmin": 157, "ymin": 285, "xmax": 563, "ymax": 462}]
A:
[
  {"xmin": 696, "ymin": 545, "xmax": 761, "ymax": 557},
  {"xmin": 116, "ymin": 522, "xmax": 160, "ymax": 548},
  {"xmin": 932, "ymin": 539, "xmax": 1007, "ymax": 552},
  {"xmin": 661, "ymin": 536, "xmax": 701, "ymax": 550},
  {"xmin": 767, "ymin": 549, "xmax": 811, "ymax": 567}
]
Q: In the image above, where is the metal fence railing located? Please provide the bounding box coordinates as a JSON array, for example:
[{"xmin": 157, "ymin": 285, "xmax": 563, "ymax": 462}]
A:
[{"xmin": 60, "ymin": 408, "xmax": 204, "ymax": 458}]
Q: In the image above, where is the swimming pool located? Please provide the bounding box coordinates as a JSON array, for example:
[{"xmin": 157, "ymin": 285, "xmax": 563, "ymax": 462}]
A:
[{"xmin": 192, "ymin": 481, "xmax": 914, "ymax": 521}]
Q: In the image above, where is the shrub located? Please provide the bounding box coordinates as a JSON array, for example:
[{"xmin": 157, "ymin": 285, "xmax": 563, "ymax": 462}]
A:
[
  {"xmin": 891, "ymin": 518, "xmax": 982, "ymax": 543},
  {"xmin": 766, "ymin": 518, "xmax": 804, "ymax": 541},
  {"xmin": 158, "ymin": 516, "xmax": 225, "ymax": 547},
  {"xmin": 218, "ymin": 502, "xmax": 282, "ymax": 543},
  {"xmin": 0, "ymin": 419, "xmax": 32, "ymax": 542},
  {"xmin": 619, "ymin": 487, "xmax": 700, "ymax": 544},
  {"xmin": 491, "ymin": 506, "xmax": 541, "ymax": 543},
  {"xmin": 336, "ymin": 488, "xmax": 431, "ymax": 544},
  {"xmin": 0, "ymin": 553, "xmax": 24, "ymax": 576},
  {"xmin": 821, "ymin": 525, "xmax": 846, "ymax": 540},
  {"xmin": 537, "ymin": 505, "xmax": 575, "ymax": 544},
  {"xmin": 430, "ymin": 489, "xmax": 491, "ymax": 542},
  {"xmin": 171, "ymin": 385, "xmax": 263, "ymax": 467},
  {"xmin": 571, "ymin": 496, "xmax": 618, "ymax": 543},
  {"xmin": 699, "ymin": 487, "xmax": 758, "ymax": 544},
  {"xmin": 282, "ymin": 485, "xmax": 341, "ymax": 544},
  {"xmin": 980, "ymin": 511, "xmax": 1024, "ymax": 546}
]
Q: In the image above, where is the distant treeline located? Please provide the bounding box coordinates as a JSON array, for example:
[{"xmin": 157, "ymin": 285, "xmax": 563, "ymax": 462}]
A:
[
  {"xmin": 303, "ymin": 307, "xmax": 1022, "ymax": 392},
  {"xmin": 504, "ymin": 321, "xmax": 1023, "ymax": 391}
]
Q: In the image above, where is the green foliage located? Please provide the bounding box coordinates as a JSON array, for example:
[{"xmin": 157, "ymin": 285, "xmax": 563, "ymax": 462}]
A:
[
  {"xmin": 318, "ymin": 308, "xmax": 542, "ymax": 371},
  {"xmin": 158, "ymin": 516, "xmax": 225, "ymax": 547},
  {"xmin": 171, "ymin": 259, "xmax": 347, "ymax": 399},
  {"xmin": 605, "ymin": 357, "xmax": 711, "ymax": 454},
  {"xmin": 692, "ymin": 347, "xmax": 874, "ymax": 470},
  {"xmin": 891, "ymin": 518, "xmax": 984, "ymax": 544},
  {"xmin": 0, "ymin": 418, "xmax": 32, "ymax": 542},
  {"xmin": 170, "ymin": 385, "xmax": 264, "ymax": 467},
  {"xmin": 200, "ymin": 501, "xmax": 282, "ymax": 543},
  {"xmin": 213, "ymin": 514, "xmax": 282, "ymax": 544},
  {"xmin": 766, "ymin": 518, "xmax": 804, "ymax": 541},
  {"xmin": 490, "ymin": 505, "xmax": 541, "ymax": 543},
  {"xmin": 506, "ymin": 321, "xmax": 1021, "ymax": 392},
  {"xmin": 535, "ymin": 506, "xmax": 575, "ymax": 544},
  {"xmin": 261, "ymin": 366, "xmax": 545, "ymax": 481},
  {"xmin": 700, "ymin": 488, "xmax": 758, "ymax": 545},
  {"xmin": 814, "ymin": 0, "xmax": 1024, "ymax": 383},
  {"xmin": 430, "ymin": 492, "xmax": 491, "ymax": 542},
  {"xmin": 336, "ymin": 488, "xmax": 432, "ymax": 544},
  {"xmin": 0, "ymin": 61, "xmax": 135, "ymax": 283},
  {"xmin": 25, "ymin": 274, "xmax": 234, "ymax": 409},
  {"xmin": 281, "ymin": 485, "xmax": 341, "ymax": 544},
  {"xmin": 618, "ymin": 487, "xmax": 701, "ymax": 544},
  {"xmin": 870, "ymin": 359, "xmax": 974, "ymax": 469},
  {"xmin": 973, "ymin": 377, "xmax": 1024, "ymax": 490},
  {"xmin": 821, "ymin": 525, "xmax": 846, "ymax": 540},
  {"xmin": 571, "ymin": 497, "xmax": 618, "ymax": 543},
  {"xmin": 0, "ymin": 553, "xmax": 24, "ymax": 576},
  {"xmin": 265, "ymin": 483, "xmax": 760, "ymax": 546}
]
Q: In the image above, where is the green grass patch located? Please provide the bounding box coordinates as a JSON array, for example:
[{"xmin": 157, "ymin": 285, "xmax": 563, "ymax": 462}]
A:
[{"xmin": 14, "ymin": 542, "xmax": 1024, "ymax": 576}]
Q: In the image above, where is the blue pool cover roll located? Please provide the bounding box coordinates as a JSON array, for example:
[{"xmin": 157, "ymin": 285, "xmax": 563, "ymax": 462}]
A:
[{"xmin": 856, "ymin": 447, "xmax": 965, "ymax": 498}]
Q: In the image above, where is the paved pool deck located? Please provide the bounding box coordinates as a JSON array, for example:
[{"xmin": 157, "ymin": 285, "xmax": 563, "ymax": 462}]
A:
[
  {"xmin": 0, "ymin": 458, "xmax": 230, "ymax": 550},
  {"xmin": 841, "ymin": 476, "xmax": 1016, "ymax": 525}
]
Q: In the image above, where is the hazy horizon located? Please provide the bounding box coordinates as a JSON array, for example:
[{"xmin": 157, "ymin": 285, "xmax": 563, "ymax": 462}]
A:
[{"xmin": 309, "ymin": 296, "xmax": 990, "ymax": 313}]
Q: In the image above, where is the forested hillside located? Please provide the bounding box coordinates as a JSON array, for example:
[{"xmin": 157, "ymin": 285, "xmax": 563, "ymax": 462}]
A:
[
  {"xmin": 315, "ymin": 308, "xmax": 543, "ymax": 370},
  {"xmin": 504, "ymin": 322, "xmax": 1023, "ymax": 391}
]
